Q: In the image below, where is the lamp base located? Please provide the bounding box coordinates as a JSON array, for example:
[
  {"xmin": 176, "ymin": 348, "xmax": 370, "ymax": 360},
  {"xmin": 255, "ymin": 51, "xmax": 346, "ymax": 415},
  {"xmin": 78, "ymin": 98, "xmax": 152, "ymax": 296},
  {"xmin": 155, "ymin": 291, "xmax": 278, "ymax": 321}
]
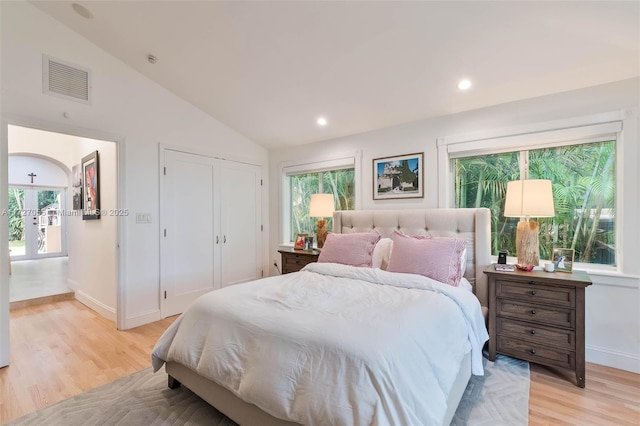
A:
[
  {"xmin": 515, "ymin": 221, "xmax": 540, "ymax": 267},
  {"xmin": 316, "ymin": 219, "xmax": 328, "ymax": 248}
]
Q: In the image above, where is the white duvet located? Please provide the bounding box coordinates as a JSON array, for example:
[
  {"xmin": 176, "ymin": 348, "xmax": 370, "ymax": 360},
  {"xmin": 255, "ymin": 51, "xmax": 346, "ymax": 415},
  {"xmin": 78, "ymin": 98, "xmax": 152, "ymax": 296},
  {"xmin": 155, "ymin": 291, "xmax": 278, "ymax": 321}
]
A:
[{"xmin": 152, "ymin": 263, "xmax": 489, "ymax": 426}]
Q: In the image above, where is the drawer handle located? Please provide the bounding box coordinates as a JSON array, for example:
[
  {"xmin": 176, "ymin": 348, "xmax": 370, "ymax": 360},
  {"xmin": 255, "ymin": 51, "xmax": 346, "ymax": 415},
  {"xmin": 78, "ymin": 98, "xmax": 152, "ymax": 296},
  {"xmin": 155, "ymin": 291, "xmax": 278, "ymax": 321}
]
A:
[
  {"xmin": 528, "ymin": 281, "xmax": 535, "ymax": 285},
  {"xmin": 530, "ymin": 290, "xmax": 537, "ymax": 296},
  {"xmin": 530, "ymin": 309, "xmax": 537, "ymax": 315},
  {"xmin": 530, "ymin": 349, "xmax": 536, "ymax": 355},
  {"xmin": 295, "ymin": 260, "xmax": 300, "ymax": 264},
  {"xmin": 529, "ymin": 329, "xmax": 536, "ymax": 335}
]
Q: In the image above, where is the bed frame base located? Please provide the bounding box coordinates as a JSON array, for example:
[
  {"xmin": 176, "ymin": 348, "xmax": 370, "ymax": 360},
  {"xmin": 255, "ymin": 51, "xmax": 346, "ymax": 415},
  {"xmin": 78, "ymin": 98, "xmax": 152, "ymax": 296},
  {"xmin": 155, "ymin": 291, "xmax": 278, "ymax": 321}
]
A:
[
  {"xmin": 167, "ymin": 375, "xmax": 181, "ymax": 390},
  {"xmin": 166, "ymin": 350, "xmax": 471, "ymax": 426}
]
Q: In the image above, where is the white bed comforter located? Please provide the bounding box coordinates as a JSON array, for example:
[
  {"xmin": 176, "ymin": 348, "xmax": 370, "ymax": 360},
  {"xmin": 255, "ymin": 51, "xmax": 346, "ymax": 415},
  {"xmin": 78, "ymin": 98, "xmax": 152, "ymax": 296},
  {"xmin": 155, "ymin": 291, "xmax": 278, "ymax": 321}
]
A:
[{"xmin": 152, "ymin": 263, "xmax": 489, "ymax": 426}]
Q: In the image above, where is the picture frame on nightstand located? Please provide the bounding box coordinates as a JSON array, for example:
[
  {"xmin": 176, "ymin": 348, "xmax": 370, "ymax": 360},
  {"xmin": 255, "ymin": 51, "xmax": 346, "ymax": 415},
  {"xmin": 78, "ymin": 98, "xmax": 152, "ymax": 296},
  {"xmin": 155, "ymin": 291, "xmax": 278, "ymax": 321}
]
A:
[
  {"xmin": 294, "ymin": 233, "xmax": 308, "ymax": 250},
  {"xmin": 553, "ymin": 248, "xmax": 575, "ymax": 272}
]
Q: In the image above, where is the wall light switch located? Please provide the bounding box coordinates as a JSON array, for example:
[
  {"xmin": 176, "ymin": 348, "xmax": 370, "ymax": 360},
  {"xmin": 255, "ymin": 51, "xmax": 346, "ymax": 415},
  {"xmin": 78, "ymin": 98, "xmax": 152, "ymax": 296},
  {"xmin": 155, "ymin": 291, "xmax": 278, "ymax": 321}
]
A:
[{"xmin": 136, "ymin": 213, "xmax": 152, "ymax": 224}]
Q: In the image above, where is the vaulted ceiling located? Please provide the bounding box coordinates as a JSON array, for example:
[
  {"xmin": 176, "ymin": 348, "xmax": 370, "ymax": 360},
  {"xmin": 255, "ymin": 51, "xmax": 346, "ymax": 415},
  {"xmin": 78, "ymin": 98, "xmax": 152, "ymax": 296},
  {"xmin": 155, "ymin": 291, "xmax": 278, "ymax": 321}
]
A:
[{"xmin": 33, "ymin": 1, "xmax": 639, "ymax": 149}]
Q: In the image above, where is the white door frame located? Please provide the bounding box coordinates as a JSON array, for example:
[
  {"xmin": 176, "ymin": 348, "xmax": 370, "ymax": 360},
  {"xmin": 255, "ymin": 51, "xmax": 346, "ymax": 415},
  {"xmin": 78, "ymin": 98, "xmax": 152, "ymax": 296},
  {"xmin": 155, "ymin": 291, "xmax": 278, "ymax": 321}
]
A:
[{"xmin": 0, "ymin": 115, "xmax": 125, "ymax": 367}]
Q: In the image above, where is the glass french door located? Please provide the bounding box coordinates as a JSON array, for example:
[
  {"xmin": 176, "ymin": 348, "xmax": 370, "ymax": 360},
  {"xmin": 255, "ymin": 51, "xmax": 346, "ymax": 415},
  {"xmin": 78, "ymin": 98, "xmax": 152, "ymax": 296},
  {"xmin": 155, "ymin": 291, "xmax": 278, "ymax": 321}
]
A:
[{"xmin": 8, "ymin": 187, "xmax": 66, "ymax": 259}]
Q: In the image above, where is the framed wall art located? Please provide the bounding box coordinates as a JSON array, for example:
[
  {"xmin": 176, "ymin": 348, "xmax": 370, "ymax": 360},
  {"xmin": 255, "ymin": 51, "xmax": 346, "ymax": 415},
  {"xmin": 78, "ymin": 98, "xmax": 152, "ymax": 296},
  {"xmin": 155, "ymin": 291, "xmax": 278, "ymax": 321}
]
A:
[
  {"xmin": 72, "ymin": 163, "xmax": 83, "ymax": 211},
  {"xmin": 373, "ymin": 152, "xmax": 423, "ymax": 200},
  {"xmin": 552, "ymin": 248, "xmax": 575, "ymax": 272},
  {"xmin": 82, "ymin": 150, "xmax": 100, "ymax": 220}
]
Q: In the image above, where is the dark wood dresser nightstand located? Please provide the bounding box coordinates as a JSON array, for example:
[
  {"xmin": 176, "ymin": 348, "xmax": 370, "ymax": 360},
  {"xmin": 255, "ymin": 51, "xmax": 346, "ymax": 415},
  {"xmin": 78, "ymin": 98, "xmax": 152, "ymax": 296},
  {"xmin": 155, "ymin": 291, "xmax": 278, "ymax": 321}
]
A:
[
  {"xmin": 484, "ymin": 266, "xmax": 592, "ymax": 387},
  {"xmin": 278, "ymin": 248, "xmax": 320, "ymax": 274}
]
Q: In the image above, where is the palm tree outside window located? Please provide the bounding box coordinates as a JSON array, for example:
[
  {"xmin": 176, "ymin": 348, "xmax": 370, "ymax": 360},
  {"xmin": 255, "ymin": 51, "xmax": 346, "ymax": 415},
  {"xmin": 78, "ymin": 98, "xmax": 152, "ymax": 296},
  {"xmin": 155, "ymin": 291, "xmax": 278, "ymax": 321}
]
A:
[{"xmin": 454, "ymin": 140, "xmax": 615, "ymax": 266}]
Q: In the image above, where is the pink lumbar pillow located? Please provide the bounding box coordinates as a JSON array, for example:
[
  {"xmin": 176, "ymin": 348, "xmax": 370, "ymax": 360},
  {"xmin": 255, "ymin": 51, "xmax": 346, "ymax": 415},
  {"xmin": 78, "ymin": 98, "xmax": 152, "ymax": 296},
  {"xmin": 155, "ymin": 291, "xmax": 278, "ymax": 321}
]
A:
[
  {"xmin": 318, "ymin": 232, "xmax": 381, "ymax": 267},
  {"xmin": 387, "ymin": 230, "xmax": 467, "ymax": 286}
]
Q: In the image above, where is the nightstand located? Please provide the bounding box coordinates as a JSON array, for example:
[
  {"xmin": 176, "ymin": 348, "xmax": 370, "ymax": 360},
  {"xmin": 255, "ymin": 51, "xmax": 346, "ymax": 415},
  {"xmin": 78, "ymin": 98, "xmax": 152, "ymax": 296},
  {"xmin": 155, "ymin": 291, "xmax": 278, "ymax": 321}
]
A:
[
  {"xmin": 484, "ymin": 266, "xmax": 592, "ymax": 387},
  {"xmin": 278, "ymin": 248, "xmax": 320, "ymax": 274}
]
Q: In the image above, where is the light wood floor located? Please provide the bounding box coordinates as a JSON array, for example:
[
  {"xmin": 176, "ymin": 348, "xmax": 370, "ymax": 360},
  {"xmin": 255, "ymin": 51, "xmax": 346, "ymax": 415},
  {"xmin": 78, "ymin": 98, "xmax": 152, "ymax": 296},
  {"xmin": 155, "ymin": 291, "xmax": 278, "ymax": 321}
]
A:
[
  {"xmin": 1, "ymin": 299, "xmax": 639, "ymax": 425},
  {"xmin": 9, "ymin": 257, "xmax": 72, "ymax": 303}
]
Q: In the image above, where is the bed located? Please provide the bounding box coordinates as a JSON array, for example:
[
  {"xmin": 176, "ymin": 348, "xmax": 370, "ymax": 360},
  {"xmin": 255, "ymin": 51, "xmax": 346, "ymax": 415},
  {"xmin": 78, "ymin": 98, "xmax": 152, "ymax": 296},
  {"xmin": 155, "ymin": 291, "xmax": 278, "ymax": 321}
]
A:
[{"xmin": 152, "ymin": 208, "xmax": 491, "ymax": 426}]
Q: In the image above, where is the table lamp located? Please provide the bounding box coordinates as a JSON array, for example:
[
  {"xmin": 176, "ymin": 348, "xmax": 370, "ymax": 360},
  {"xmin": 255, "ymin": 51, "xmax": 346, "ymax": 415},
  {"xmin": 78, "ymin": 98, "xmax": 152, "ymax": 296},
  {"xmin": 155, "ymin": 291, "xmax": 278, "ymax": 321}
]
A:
[
  {"xmin": 504, "ymin": 179, "xmax": 555, "ymax": 267},
  {"xmin": 309, "ymin": 194, "xmax": 335, "ymax": 249}
]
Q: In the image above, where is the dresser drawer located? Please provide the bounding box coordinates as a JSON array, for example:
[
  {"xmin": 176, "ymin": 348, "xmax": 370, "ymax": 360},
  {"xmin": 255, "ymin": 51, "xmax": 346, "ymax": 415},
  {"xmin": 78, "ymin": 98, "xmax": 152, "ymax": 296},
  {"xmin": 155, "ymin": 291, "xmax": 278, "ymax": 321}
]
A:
[
  {"xmin": 497, "ymin": 318, "xmax": 575, "ymax": 350},
  {"xmin": 497, "ymin": 300, "xmax": 575, "ymax": 329},
  {"xmin": 279, "ymin": 249, "xmax": 320, "ymax": 274},
  {"xmin": 284, "ymin": 254, "xmax": 316, "ymax": 267},
  {"xmin": 497, "ymin": 335, "xmax": 575, "ymax": 370},
  {"xmin": 496, "ymin": 279, "xmax": 575, "ymax": 308},
  {"xmin": 284, "ymin": 264, "xmax": 305, "ymax": 273}
]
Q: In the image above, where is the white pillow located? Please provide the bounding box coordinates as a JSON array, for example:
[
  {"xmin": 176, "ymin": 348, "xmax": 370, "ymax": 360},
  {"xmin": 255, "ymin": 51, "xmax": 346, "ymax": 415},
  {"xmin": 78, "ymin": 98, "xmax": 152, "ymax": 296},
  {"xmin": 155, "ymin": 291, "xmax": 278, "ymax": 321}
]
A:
[
  {"xmin": 459, "ymin": 247, "xmax": 467, "ymax": 276},
  {"xmin": 371, "ymin": 238, "xmax": 393, "ymax": 270}
]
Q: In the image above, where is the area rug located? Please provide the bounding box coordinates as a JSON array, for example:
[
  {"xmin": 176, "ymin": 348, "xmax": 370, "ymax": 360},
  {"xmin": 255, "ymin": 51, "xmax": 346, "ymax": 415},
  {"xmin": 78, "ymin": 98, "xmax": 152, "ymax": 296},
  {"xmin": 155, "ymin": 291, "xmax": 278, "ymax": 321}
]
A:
[{"xmin": 8, "ymin": 355, "xmax": 529, "ymax": 426}]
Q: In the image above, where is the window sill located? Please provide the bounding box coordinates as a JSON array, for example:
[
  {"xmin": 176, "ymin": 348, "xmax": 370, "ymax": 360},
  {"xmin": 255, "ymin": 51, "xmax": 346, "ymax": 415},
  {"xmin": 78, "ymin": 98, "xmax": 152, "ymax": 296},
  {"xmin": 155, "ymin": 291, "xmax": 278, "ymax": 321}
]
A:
[{"xmin": 490, "ymin": 255, "xmax": 632, "ymax": 279}]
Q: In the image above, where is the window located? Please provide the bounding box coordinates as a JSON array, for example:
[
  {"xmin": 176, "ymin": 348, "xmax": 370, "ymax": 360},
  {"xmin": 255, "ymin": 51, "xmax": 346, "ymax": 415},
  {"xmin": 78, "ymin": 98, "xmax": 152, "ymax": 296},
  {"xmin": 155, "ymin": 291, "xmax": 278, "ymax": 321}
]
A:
[
  {"xmin": 282, "ymin": 155, "xmax": 359, "ymax": 244},
  {"xmin": 288, "ymin": 168, "xmax": 355, "ymax": 242},
  {"xmin": 454, "ymin": 140, "xmax": 616, "ymax": 266}
]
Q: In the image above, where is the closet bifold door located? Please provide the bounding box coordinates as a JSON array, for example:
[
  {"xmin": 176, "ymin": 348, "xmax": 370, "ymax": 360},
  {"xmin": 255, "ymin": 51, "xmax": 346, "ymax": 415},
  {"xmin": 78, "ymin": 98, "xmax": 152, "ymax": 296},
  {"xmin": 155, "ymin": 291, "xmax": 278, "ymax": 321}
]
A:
[
  {"xmin": 160, "ymin": 149, "xmax": 218, "ymax": 318},
  {"xmin": 215, "ymin": 159, "xmax": 262, "ymax": 288},
  {"xmin": 161, "ymin": 149, "xmax": 263, "ymax": 318}
]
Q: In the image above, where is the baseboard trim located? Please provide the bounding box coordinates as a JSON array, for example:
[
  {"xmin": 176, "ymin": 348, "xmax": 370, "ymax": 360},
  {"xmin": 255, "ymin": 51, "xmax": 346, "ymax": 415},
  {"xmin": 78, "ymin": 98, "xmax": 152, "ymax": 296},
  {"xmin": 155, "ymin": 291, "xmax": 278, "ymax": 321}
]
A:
[
  {"xmin": 75, "ymin": 290, "xmax": 116, "ymax": 322},
  {"xmin": 121, "ymin": 309, "xmax": 161, "ymax": 330},
  {"xmin": 10, "ymin": 292, "xmax": 75, "ymax": 311},
  {"xmin": 586, "ymin": 344, "xmax": 640, "ymax": 374}
]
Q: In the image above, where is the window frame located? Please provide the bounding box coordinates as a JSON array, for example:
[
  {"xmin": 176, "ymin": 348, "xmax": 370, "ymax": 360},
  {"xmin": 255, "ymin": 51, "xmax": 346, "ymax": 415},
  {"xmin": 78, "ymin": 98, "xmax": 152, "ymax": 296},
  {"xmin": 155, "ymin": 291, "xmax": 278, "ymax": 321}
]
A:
[
  {"xmin": 280, "ymin": 153, "xmax": 361, "ymax": 245},
  {"xmin": 437, "ymin": 111, "xmax": 624, "ymax": 273}
]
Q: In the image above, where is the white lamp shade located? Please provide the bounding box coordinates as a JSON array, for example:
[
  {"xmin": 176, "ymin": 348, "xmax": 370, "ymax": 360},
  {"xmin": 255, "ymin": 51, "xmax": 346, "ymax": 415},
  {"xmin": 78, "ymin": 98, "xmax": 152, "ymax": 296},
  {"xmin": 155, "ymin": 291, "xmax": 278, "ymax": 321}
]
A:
[
  {"xmin": 309, "ymin": 194, "xmax": 335, "ymax": 217},
  {"xmin": 504, "ymin": 179, "xmax": 555, "ymax": 218}
]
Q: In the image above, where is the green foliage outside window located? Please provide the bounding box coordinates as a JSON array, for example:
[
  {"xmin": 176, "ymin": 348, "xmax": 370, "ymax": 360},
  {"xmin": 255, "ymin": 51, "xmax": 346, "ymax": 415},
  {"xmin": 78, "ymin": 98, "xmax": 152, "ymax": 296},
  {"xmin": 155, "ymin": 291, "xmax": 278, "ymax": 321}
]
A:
[
  {"xmin": 7, "ymin": 189, "xmax": 60, "ymax": 243},
  {"xmin": 454, "ymin": 141, "xmax": 615, "ymax": 265},
  {"xmin": 290, "ymin": 168, "xmax": 355, "ymax": 241},
  {"xmin": 8, "ymin": 189, "xmax": 25, "ymax": 242}
]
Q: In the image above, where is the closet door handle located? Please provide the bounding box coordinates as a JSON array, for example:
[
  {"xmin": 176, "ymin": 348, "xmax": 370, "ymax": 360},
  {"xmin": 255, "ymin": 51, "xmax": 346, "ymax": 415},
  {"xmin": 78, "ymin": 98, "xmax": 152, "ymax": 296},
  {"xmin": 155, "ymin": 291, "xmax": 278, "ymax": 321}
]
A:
[
  {"xmin": 223, "ymin": 235, "xmax": 227, "ymax": 243},
  {"xmin": 216, "ymin": 236, "xmax": 219, "ymax": 244}
]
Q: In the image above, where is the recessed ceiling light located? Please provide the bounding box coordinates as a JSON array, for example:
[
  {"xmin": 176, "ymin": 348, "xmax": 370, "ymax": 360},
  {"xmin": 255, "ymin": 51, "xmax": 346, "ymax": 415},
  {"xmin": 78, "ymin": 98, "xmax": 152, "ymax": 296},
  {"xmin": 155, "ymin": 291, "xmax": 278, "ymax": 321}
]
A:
[
  {"xmin": 317, "ymin": 117, "xmax": 328, "ymax": 126},
  {"xmin": 458, "ymin": 79, "xmax": 472, "ymax": 91},
  {"xmin": 71, "ymin": 3, "xmax": 94, "ymax": 19}
]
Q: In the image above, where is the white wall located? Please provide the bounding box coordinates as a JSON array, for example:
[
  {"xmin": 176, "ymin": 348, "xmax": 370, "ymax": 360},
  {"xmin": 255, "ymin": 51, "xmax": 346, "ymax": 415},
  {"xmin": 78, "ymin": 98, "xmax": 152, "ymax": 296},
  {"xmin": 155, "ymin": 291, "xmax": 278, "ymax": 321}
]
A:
[
  {"xmin": 269, "ymin": 78, "xmax": 640, "ymax": 373},
  {"xmin": 0, "ymin": 0, "xmax": 269, "ymax": 354},
  {"xmin": 8, "ymin": 155, "xmax": 68, "ymax": 187},
  {"xmin": 68, "ymin": 139, "xmax": 118, "ymax": 318}
]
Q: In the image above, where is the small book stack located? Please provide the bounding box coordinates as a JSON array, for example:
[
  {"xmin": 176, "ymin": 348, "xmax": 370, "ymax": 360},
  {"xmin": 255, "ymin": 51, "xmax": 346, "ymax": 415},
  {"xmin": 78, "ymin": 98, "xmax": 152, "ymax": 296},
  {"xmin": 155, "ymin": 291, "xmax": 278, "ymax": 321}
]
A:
[{"xmin": 494, "ymin": 264, "xmax": 515, "ymax": 272}]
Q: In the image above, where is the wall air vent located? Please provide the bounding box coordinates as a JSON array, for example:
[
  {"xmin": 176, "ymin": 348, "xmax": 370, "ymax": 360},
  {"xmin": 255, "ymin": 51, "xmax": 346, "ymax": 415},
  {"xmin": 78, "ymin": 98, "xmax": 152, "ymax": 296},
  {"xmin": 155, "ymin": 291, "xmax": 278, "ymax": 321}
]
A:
[{"xmin": 43, "ymin": 55, "xmax": 91, "ymax": 104}]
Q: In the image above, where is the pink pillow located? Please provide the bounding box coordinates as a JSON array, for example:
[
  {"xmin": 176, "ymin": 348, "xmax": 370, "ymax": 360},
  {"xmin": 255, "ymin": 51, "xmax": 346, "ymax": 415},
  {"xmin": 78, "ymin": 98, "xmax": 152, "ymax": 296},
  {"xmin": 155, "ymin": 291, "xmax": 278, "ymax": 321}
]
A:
[
  {"xmin": 318, "ymin": 233, "xmax": 381, "ymax": 267},
  {"xmin": 387, "ymin": 230, "xmax": 467, "ymax": 286}
]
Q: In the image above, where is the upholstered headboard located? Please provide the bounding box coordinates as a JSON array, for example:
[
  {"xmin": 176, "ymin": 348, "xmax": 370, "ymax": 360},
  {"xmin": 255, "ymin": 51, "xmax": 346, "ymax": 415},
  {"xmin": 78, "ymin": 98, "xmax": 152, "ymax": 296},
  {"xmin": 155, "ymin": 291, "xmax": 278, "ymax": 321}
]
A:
[{"xmin": 333, "ymin": 208, "xmax": 491, "ymax": 313}]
